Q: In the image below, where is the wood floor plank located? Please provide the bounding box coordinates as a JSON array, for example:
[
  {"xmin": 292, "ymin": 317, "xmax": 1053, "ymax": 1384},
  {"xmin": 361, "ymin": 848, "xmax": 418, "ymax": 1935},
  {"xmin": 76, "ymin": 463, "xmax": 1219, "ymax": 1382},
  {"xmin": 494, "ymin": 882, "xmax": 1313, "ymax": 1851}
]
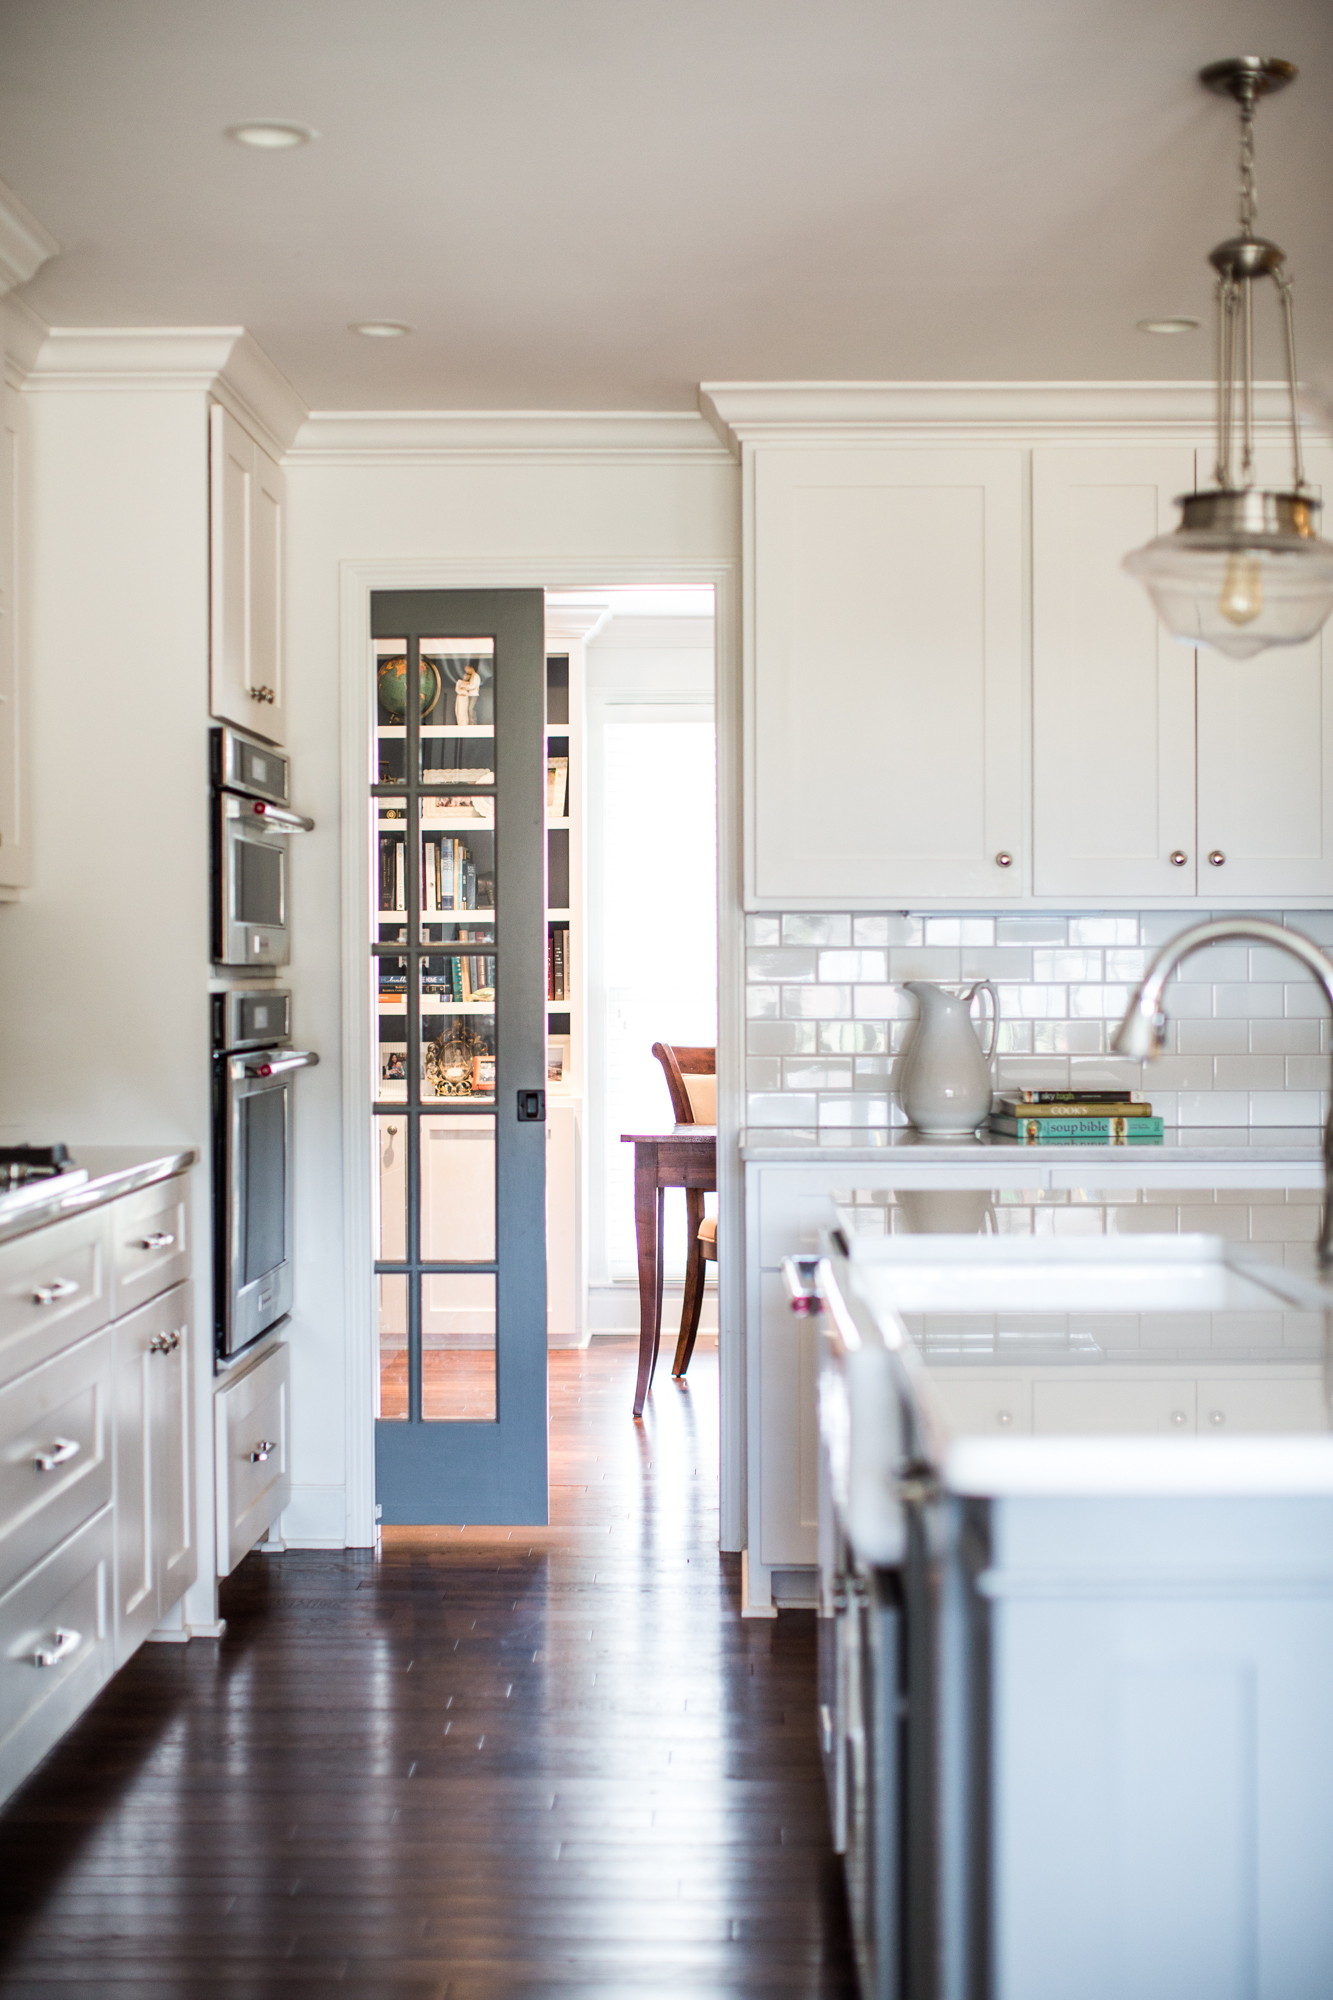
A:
[{"xmin": 0, "ymin": 1339, "xmax": 854, "ymax": 1995}]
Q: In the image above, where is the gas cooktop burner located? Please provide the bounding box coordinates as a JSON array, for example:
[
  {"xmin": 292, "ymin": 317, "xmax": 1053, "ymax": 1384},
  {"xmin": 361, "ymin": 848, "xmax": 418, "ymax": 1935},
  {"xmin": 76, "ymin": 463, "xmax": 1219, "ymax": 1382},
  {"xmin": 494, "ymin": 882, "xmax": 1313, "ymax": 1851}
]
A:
[{"xmin": 0, "ymin": 1144, "xmax": 76, "ymax": 1189}]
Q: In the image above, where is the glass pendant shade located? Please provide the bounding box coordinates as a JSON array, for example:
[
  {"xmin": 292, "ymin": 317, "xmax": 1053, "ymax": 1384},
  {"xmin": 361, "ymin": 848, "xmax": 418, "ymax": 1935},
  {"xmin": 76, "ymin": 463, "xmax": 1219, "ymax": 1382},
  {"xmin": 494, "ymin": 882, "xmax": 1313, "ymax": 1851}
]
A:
[{"xmin": 1125, "ymin": 492, "xmax": 1333, "ymax": 660}]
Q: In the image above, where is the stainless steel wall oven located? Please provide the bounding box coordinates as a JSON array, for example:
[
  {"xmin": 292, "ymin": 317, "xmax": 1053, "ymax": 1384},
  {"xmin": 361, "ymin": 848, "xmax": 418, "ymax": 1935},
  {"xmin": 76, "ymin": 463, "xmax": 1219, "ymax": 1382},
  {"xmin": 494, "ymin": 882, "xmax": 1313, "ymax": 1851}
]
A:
[
  {"xmin": 211, "ymin": 725, "xmax": 313, "ymax": 969},
  {"xmin": 212, "ymin": 988, "xmax": 319, "ymax": 1360}
]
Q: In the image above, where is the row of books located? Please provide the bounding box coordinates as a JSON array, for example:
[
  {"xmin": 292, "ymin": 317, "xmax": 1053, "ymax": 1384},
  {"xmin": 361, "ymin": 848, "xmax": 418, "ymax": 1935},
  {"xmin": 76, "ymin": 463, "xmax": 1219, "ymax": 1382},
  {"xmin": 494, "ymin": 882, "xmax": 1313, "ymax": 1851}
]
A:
[
  {"xmin": 987, "ymin": 1090, "xmax": 1164, "ymax": 1145},
  {"xmin": 548, "ymin": 923, "xmax": 570, "ymax": 1002},
  {"xmin": 547, "ymin": 757, "xmax": 569, "ymax": 818},
  {"xmin": 378, "ymin": 944, "xmax": 496, "ymax": 1006},
  {"xmin": 376, "ymin": 834, "xmax": 493, "ymax": 915}
]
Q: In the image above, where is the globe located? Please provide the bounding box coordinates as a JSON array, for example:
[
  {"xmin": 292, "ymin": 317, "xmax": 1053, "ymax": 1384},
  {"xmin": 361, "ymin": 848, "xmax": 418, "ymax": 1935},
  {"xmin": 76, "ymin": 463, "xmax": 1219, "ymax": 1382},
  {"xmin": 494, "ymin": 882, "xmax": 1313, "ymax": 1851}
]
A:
[{"xmin": 377, "ymin": 656, "xmax": 442, "ymax": 721}]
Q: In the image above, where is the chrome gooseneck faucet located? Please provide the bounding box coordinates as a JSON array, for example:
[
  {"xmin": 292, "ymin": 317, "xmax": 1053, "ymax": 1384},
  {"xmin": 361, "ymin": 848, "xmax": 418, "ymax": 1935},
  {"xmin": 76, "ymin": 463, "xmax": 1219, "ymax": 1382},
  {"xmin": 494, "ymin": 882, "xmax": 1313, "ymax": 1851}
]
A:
[{"xmin": 1112, "ymin": 918, "xmax": 1333, "ymax": 1265}]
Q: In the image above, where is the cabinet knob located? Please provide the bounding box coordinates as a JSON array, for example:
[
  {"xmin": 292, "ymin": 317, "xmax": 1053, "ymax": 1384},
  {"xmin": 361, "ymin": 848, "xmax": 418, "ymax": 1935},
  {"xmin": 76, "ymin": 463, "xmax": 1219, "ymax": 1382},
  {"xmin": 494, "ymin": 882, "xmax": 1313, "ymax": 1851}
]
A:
[
  {"xmin": 1208, "ymin": 1409, "xmax": 1226, "ymax": 1427},
  {"xmin": 1169, "ymin": 1410, "xmax": 1188, "ymax": 1427},
  {"xmin": 1208, "ymin": 849, "xmax": 1226, "ymax": 867},
  {"xmin": 995, "ymin": 851, "xmax": 1013, "ymax": 869},
  {"xmin": 1169, "ymin": 850, "xmax": 1188, "ymax": 867},
  {"xmin": 250, "ymin": 1439, "xmax": 277, "ymax": 1463}
]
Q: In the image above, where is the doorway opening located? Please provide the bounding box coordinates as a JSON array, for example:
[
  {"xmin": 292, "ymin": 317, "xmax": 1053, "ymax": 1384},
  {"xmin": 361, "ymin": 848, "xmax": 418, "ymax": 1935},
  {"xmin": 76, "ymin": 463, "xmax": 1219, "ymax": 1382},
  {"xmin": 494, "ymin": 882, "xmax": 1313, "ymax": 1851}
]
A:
[{"xmin": 366, "ymin": 582, "xmax": 718, "ymax": 1530}]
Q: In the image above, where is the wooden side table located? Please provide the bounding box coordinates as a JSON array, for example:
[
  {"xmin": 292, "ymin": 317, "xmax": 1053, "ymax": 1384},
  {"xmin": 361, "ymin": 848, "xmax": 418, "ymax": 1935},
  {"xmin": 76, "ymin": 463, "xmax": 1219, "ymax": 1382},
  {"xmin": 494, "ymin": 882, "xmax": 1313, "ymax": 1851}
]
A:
[{"xmin": 619, "ymin": 1126, "xmax": 717, "ymax": 1417}]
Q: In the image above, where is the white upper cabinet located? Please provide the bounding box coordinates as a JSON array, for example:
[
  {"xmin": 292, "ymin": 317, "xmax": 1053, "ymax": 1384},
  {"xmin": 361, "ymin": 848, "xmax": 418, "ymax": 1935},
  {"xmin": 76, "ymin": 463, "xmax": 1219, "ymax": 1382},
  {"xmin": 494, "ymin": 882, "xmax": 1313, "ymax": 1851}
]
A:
[
  {"xmin": 1033, "ymin": 447, "xmax": 1198, "ymax": 898},
  {"xmin": 1194, "ymin": 445, "xmax": 1333, "ymax": 900},
  {"xmin": 749, "ymin": 446, "xmax": 1025, "ymax": 904},
  {"xmin": 209, "ymin": 402, "xmax": 287, "ymax": 746}
]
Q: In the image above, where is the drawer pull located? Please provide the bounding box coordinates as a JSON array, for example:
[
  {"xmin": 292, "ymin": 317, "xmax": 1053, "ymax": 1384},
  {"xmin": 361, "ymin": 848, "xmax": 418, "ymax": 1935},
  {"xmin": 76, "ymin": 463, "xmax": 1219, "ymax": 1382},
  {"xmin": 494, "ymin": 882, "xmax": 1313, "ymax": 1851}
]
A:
[
  {"xmin": 31, "ymin": 1278, "xmax": 79, "ymax": 1307},
  {"xmin": 250, "ymin": 1439, "xmax": 277, "ymax": 1463},
  {"xmin": 32, "ymin": 1628, "xmax": 82, "ymax": 1669},
  {"xmin": 136, "ymin": 1232, "xmax": 176, "ymax": 1252},
  {"xmin": 149, "ymin": 1329, "xmax": 182, "ymax": 1355},
  {"xmin": 34, "ymin": 1437, "xmax": 81, "ymax": 1473}
]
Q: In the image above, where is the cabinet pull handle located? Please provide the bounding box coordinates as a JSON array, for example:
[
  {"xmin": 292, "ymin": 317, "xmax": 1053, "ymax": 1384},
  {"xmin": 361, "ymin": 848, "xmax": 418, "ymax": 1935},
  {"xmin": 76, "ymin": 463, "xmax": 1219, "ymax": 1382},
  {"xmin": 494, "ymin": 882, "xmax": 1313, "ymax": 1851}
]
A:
[
  {"xmin": 31, "ymin": 1278, "xmax": 79, "ymax": 1306},
  {"xmin": 34, "ymin": 1437, "xmax": 80, "ymax": 1473},
  {"xmin": 32, "ymin": 1628, "xmax": 82, "ymax": 1669},
  {"xmin": 994, "ymin": 851, "xmax": 1013, "ymax": 869},
  {"xmin": 250, "ymin": 1439, "xmax": 277, "ymax": 1463},
  {"xmin": 136, "ymin": 1232, "xmax": 175, "ymax": 1251},
  {"xmin": 248, "ymin": 685, "xmax": 276, "ymax": 705},
  {"xmin": 1169, "ymin": 850, "xmax": 1188, "ymax": 867},
  {"xmin": 1208, "ymin": 850, "xmax": 1226, "ymax": 867},
  {"xmin": 149, "ymin": 1329, "xmax": 183, "ymax": 1355}
]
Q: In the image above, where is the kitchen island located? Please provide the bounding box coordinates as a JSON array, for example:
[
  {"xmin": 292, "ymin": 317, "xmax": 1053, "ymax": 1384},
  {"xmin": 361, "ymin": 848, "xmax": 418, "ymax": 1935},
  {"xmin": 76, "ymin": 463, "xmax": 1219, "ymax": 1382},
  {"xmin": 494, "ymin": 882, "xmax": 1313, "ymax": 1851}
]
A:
[
  {"xmin": 741, "ymin": 1130, "xmax": 1326, "ymax": 1614},
  {"xmin": 811, "ymin": 1198, "xmax": 1333, "ymax": 2000}
]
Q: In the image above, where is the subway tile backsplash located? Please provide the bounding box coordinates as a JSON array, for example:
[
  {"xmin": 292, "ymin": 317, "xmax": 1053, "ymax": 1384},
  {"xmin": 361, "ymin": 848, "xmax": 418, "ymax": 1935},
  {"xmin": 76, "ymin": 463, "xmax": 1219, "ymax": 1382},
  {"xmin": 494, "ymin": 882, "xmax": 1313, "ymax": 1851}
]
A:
[{"xmin": 745, "ymin": 910, "xmax": 1332, "ymax": 1139}]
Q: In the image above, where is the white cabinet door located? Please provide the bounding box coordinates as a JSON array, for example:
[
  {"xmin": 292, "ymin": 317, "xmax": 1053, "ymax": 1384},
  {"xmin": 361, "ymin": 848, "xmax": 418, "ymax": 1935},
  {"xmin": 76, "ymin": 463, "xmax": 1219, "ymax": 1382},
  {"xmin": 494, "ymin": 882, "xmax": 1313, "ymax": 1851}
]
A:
[
  {"xmin": 0, "ymin": 375, "xmax": 26, "ymax": 891},
  {"xmin": 750, "ymin": 446, "xmax": 1025, "ymax": 902},
  {"xmin": 1033, "ymin": 447, "xmax": 1198, "ymax": 897},
  {"xmin": 1195, "ymin": 445, "xmax": 1333, "ymax": 900},
  {"xmin": 757, "ymin": 1272, "xmax": 819, "ymax": 1569},
  {"xmin": 151, "ymin": 1298, "xmax": 193, "ymax": 1610},
  {"xmin": 112, "ymin": 1282, "xmax": 195, "ymax": 1665},
  {"xmin": 209, "ymin": 403, "xmax": 287, "ymax": 745}
]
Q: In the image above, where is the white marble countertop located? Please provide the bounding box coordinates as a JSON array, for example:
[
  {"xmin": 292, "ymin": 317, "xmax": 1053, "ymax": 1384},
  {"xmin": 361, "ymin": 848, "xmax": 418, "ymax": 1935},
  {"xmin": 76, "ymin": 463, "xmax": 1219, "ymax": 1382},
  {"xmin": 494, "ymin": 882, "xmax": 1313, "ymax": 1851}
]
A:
[
  {"xmin": 743, "ymin": 1125, "xmax": 1325, "ymax": 1165},
  {"xmin": 824, "ymin": 1217, "xmax": 1333, "ymax": 1503},
  {"xmin": 0, "ymin": 1144, "xmax": 198, "ymax": 1247}
]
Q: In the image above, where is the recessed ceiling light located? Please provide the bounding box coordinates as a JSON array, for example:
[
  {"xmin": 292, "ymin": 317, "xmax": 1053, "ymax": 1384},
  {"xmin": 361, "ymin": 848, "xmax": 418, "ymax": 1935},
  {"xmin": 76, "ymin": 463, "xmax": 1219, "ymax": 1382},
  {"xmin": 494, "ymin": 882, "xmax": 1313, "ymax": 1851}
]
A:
[
  {"xmin": 226, "ymin": 122, "xmax": 316, "ymax": 149},
  {"xmin": 349, "ymin": 321, "xmax": 413, "ymax": 338},
  {"xmin": 1137, "ymin": 317, "xmax": 1201, "ymax": 335}
]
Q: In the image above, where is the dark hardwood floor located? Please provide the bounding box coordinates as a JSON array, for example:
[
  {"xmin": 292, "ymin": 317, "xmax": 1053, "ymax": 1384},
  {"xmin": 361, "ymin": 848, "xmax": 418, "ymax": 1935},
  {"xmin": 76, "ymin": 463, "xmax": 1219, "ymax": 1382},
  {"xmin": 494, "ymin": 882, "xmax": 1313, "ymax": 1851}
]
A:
[{"xmin": 0, "ymin": 1336, "xmax": 856, "ymax": 1997}]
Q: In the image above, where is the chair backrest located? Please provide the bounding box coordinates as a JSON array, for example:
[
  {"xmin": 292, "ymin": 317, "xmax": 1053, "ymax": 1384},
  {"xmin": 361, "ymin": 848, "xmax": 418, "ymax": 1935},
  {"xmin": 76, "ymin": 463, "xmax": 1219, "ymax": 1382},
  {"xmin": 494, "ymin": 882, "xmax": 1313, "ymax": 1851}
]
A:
[{"xmin": 651, "ymin": 1042, "xmax": 716, "ymax": 1126}]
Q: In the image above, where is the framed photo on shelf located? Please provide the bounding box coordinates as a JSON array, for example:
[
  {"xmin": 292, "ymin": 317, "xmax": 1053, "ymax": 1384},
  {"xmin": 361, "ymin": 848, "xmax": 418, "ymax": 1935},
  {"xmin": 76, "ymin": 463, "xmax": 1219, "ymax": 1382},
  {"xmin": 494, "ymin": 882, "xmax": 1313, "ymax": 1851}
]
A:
[
  {"xmin": 547, "ymin": 1035, "xmax": 572, "ymax": 1087},
  {"xmin": 471, "ymin": 1055, "xmax": 497, "ymax": 1093}
]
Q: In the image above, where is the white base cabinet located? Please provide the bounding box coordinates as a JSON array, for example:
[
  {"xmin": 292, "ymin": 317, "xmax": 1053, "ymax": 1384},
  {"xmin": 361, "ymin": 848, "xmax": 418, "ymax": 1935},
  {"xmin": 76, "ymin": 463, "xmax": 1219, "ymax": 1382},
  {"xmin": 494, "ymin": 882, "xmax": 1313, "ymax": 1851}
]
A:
[
  {"xmin": 113, "ymin": 1282, "xmax": 195, "ymax": 1666},
  {"xmin": 0, "ymin": 1170, "xmax": 197, "ymax": 1806},
  {"xmin": 215, "ymin": 1339, "xmax": 290, "ymax": 1577}
]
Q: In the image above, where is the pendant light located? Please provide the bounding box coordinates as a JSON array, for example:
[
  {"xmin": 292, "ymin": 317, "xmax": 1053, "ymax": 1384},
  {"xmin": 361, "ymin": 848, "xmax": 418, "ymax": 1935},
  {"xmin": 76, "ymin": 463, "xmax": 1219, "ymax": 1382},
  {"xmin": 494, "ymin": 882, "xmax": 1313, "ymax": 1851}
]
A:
[{"xmin": 1123, "ymin": 58, "xmax": 1333, "ymax": 660}]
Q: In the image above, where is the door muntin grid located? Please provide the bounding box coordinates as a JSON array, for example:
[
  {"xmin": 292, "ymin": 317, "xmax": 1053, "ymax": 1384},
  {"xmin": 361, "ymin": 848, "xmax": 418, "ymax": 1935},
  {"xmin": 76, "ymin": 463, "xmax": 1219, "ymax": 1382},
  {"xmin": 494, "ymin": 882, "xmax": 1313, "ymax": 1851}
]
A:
[{"xmin": 373, "ymin": 634, "xmax": 499, "ymax": 1424}]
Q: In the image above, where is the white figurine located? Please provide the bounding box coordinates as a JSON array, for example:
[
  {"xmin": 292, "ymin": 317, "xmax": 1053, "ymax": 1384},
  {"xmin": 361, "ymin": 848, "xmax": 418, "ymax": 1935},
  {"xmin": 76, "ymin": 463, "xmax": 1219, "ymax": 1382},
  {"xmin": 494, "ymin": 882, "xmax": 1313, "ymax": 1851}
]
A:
[{"xmin": 454, "ymin": 663, "xmax": 482, "ymax": 726}]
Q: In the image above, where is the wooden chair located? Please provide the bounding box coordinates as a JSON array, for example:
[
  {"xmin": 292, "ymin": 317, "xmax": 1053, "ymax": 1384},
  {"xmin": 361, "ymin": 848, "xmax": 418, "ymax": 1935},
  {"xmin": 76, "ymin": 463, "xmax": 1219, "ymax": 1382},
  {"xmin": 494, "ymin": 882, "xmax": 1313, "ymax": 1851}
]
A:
[{"xmin": 651, "ymin": 1042, "xmax": 717, "ymax": 1379}]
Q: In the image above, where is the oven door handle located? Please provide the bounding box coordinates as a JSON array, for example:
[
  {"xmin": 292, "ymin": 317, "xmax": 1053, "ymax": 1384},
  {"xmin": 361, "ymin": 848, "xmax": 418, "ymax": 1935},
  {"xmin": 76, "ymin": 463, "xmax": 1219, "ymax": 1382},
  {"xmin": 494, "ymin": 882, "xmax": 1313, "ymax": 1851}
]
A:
[
  {"xmin": 241, "ymin": 1050, "xmax": 320, "ymax": 1079},
  {"xmin": 246, "ymin": 801, "xmax": 315, "ymax": 833}
]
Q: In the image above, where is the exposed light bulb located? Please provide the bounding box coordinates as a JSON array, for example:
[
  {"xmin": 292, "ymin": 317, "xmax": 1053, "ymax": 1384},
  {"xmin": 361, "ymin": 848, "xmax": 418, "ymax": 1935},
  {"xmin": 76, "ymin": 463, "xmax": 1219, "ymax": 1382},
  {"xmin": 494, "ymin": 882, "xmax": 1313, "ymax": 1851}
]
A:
[{"xmin": 1219, "ymin": 552, "xmax": 1264, "ymax": 627}]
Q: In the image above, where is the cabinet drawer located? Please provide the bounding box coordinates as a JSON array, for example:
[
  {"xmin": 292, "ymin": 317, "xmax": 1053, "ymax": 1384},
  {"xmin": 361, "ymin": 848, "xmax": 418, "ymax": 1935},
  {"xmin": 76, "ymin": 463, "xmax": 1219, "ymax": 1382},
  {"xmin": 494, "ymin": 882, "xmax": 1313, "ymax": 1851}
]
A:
[
  {"xmin": 215, "ymin": 1341, "xmax": 289, "ymax": 1577},
  {"xmin": 1032, "ymin": 1378, "xmax": 1197, "ymax": 1435},
  {"xmin": 929, "ymin": 1375, "xmax": 1032, "ymax": 1437},
  {"xmin": 0, "ymin": 1328, "xmax": 113, "ymax": 1599},
  {"xmin": 0, "ymin": 1208, "xmax": 111, "ymax": 1391},
  {"xmin": 0, "ymin": 1504, "xmax": 114, "ymax": 1806},
  {"xmin": 109, "ymin": 1176, "xmax": 191, "ymax": 1321}
]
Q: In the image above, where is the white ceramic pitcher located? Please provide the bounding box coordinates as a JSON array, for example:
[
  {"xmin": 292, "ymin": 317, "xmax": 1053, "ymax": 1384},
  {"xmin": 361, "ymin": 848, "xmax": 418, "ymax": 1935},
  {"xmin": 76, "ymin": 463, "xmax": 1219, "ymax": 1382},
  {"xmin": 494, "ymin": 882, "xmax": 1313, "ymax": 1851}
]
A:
[{"xmin": 897, "ymin": 981, "xmax": 999, "ymax": 1136}]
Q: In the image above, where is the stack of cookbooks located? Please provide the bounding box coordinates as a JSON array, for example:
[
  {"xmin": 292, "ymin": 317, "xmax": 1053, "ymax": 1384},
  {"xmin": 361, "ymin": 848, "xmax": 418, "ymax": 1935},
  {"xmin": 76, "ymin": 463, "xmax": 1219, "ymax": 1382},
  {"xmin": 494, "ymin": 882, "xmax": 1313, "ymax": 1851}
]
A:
[{"xmin": 987, "ymin": 1089, "xmax": 1164, "ymax": 1145}]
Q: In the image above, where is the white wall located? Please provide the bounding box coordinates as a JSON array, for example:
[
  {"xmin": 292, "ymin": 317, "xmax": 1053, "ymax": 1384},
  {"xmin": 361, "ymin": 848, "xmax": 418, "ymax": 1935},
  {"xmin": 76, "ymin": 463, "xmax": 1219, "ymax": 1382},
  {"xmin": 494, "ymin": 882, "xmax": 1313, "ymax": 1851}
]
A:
[
  {"xmin": 584, "ymin": 615, "xmax": 716, "ymax": 1308},
  {"xmin": 281, "ymin": 447, "xmax": 739, "ymax": 1547},
  {"xmin": 0, "ymin": 383, "xmax": 221, "ymax": 1629}
]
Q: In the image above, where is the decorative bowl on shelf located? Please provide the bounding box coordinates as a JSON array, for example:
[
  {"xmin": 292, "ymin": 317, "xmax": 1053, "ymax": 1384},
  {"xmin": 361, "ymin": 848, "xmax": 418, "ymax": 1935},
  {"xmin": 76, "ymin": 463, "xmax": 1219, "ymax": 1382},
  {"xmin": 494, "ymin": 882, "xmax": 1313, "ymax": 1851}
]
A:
[{"xmin": 377, "ymin": 656, "xmax": 442, "ymax": 721}]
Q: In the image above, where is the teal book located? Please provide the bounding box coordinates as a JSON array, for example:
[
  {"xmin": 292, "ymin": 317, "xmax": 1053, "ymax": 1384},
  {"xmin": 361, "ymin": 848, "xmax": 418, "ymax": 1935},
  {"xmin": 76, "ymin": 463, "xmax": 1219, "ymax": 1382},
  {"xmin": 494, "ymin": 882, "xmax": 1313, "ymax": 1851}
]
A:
[{"xmin": 988, "ymin": 1114, "xmax": 1165, "ymax": 1143}]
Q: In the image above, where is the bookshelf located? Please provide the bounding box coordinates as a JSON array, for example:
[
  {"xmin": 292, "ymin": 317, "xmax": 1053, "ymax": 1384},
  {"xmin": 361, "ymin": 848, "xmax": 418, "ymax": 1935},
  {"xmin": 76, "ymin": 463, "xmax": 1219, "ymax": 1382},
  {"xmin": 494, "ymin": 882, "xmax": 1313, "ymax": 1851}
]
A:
[{"xmin": 543, "ymin": 609, "xmax": 593, "ymax": 1349}]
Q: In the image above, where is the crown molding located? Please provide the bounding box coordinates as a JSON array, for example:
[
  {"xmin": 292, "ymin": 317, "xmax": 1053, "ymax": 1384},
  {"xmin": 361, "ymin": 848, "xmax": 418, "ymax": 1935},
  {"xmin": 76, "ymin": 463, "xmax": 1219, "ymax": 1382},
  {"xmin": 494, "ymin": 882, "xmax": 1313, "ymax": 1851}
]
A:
[
  {"xmin": 1, "ymin": 295, "xmax": 49, "ymax": 389},
  {"xmin": 0, "ymin": 176, "xmax": 58, "ymax": 295},
  {"xmin": 698, "ymin": 379, "xmax": 1325, "ymax": 453},
  {"xmin": 288, "ymin": 408, "xmax": 732, "ymax": 465},
  {"xmin": 20, "ymin": 325, "xmax": 306, "ymax": 455}
]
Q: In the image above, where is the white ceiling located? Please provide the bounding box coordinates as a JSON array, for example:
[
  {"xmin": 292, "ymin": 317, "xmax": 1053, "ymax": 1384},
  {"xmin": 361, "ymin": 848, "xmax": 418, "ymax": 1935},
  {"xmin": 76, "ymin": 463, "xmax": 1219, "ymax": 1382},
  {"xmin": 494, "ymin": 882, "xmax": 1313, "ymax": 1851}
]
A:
[{"xmin": 3, "ymin": 0, "xmax": 1331, "ymax": 412}]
